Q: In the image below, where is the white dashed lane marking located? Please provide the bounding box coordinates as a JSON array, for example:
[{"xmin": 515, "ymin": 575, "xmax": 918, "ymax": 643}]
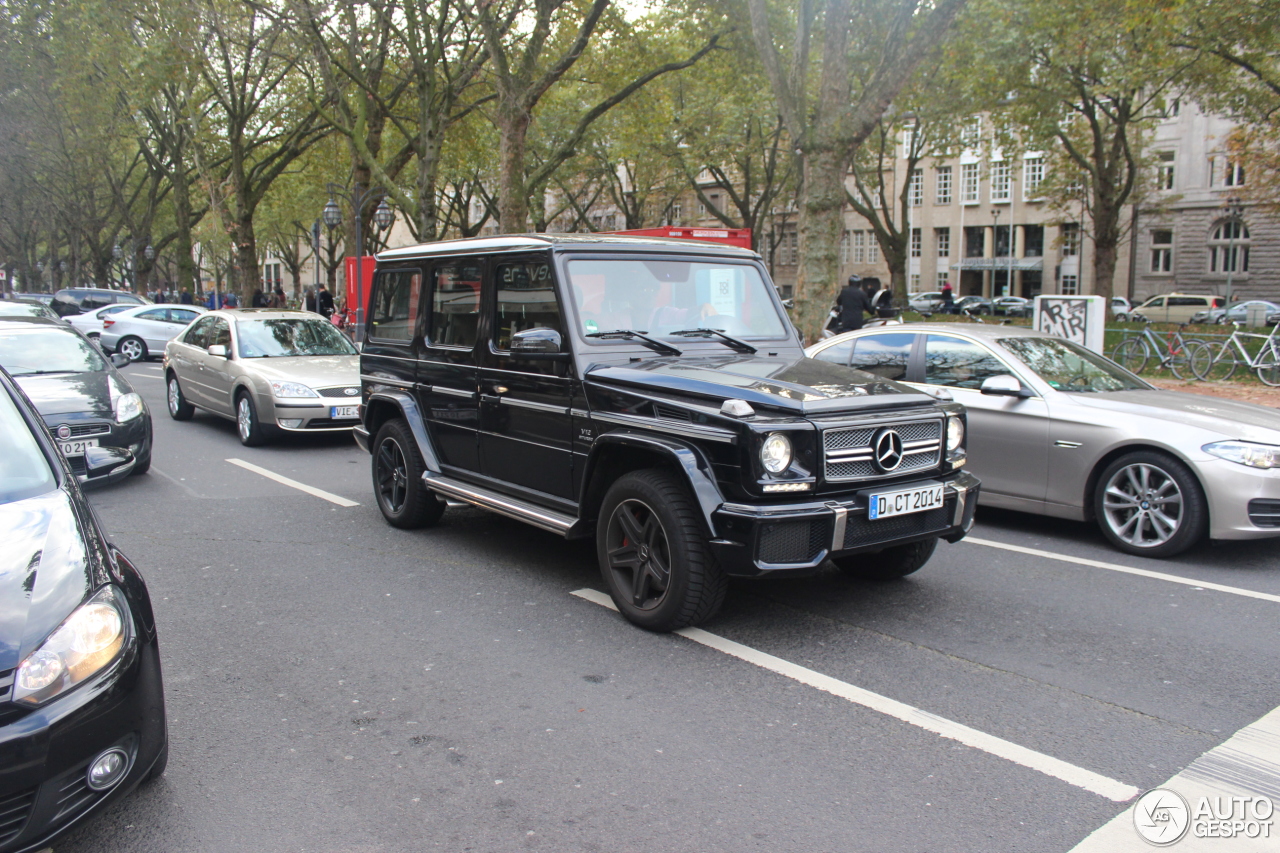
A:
[
  {"xmin": 571, "ymin": 588, "xmax": 1140, "ymax": 802},
  {"xmin": 225, "ymin": 458, "xmax": 360, "ymax": 507},
  {"xmin": 965, "ymin": 537, "xmax": 1280, "ymax": 605}
]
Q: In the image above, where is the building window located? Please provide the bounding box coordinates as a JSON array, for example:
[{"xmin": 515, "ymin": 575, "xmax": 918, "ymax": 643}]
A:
[
  {"xmin": 1023, "ymin": 225, "xmax": 1044, "ymax": 257},
  {"xmin": 1209, "ymin": 220, "xmax": 1249, "ymax": 273},
  {"xmin": 910, "ymin": 228, "xmax": 922, "ymax": 258},
  {"xmin": 935, "ymin": 166, "xmax": 952, "ymax": 204},
  {"xmin": 788, "ymin": 230, "xmax": 799, "ymax": 265},
  {"xmin": 991, "ymin": 161, "xmax": 1011, "ymax": 202},
  {"xmin": 902, "ymin": 126, "xmax": 916, "ymax": 158},
  {"xmin": 908, "ymin": 169, "xmax": 923, "ymax": 207},
  {"xmin": 961, "ymin": 163, "xmax": 980, "ymax": 204},
  {"xmin": 964, "ymin": 226, "xmax": 984, "ymax": 258},
  {"xmin": 1157, "ymin": 152, "xmax": 1175, "ymax": 190},
  {"xmin": 910, "ymin": 274, "xmax": 921, "ymax": 291},
  {"xmin": 935, "ymin": 227, "xmax": 951, "ymax": 258},
  {"xmin": 668, "ymin": 202, "xmax": 682, "ymax": 224},
  {"xmin": 937, "ymin": 270, "xmax": 950, "ymax": 289},
  {"xmin": 1225, "ymin": 161, "xmax": 1246, "ymax": 187},
  {"xmin": 853, "ymin": 231, "xmax": 865, "ymax": 264},
  {"xmin": 867, "ymin": 234, "xmax": 879, "ymax": 264},
  {"xmin": 840, "ymin": 230, "xmax": 850, "ymax": 264},
  {"xmin": 1060, "ymin": 274, "xmax": 1079, "ymax": 295},
  {"xmin": 1023, "ymin": 157, "xmax": 1044, "ymax": 198},
  {"xmin": 1150, "ymin": 229, "xmax": 1173, "ymax": 273},
  {"xmin": 962, "ymin": 117, "xmax": 981, "ymax": 150},
  {"xmin": 1061, "ymin": 223, "xmax": 1080, "ymax": 257}
]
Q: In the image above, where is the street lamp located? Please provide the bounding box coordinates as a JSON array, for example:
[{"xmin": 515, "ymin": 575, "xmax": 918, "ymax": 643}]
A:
[
  {"xmin": 1222, "ymin": 196, "xmax": 1244, "ymax": 307},
  {"xmin": 321, "ymin": 184, "xmax": 396, "ymax": 338},
  {"xmin": 990, "ymin": 208, "xmax": 1001, "ymax": 297}
]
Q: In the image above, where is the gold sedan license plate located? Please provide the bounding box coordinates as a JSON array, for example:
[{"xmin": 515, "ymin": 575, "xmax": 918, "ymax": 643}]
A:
[
  {"xmin": 59, "ymin": 438, "xmax": 99, "ymax": 457},
  {"xmin": 330, "ymin": 405, "xmax": 359, "ymax": 420},
  {"xmin": 868, "ymin": 483, "xmax": 944, "ymax": 520}
]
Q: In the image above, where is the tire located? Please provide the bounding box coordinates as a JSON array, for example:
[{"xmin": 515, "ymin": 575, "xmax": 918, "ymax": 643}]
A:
[
  {"xmin": 372, "ymin": 419, "xmax": 446, "ymax": 529},
  {"xmin": 132, "ymin": 453, "xmax": 151, "ymax": 476},
  {"xmin": 1256, "ymin": 344, "xmax": 1280, "ymax": 387},
  {"xmin": 1166, "ymin": 340, "xmax": 1193, "ymax": 379},
  {"xmin": 597, "ymin": 469, "xmax": 728, "ymax": 631},
  {"xmin": 87, "ymin": 331, "xmax": 100, "ymax": 342},
  {"xmin": 1190, "ymin": 341, "xmax": 1237, "ymax": 381},
  {"xmin": 235, "ymin": 390, "xmax": 269, "ymax": 447},
  {"xmin": 1111, "ymin": 339, "xmax": 1148, "ymax": 375},
  {"xmin": 832, "ymin": 537, "xmax": 938, "ymax": 581},
  {"xmin": 1093, "ymin": 451, "xmax": 1207, "ymax": 558},
  {"xmin": 117, "ymin": 336, "xmax": 148, "ymax": 362},
  {"xmin": 166, "ymin": 374, "xmax": 194, "ymax": 420}
]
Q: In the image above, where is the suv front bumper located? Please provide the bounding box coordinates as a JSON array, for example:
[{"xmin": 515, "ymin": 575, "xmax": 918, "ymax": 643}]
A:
[{"xmin": 709, "ymin": 471, "xmax": 980, "ymax": 577}]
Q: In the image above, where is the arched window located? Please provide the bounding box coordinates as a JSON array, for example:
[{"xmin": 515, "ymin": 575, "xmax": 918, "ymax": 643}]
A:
[{"xmin": 1208, "ymin": 219, "xmax": 1249, "ymax": 273}]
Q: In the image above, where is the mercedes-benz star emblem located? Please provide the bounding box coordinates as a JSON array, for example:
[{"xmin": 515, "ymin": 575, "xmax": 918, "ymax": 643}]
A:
[
  {"xmin": 873, "ymin": 428, "xmax": 904, "ymax": 472},
  {"xmin": 56, "ymin": 425, "xmax": 71, "ymax": 440}
]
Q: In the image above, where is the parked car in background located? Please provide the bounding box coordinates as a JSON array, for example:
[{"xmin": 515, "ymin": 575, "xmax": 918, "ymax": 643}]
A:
[
  {"xmin": 99, "ymin": 304, "xmax": 206, "ymax": 362},
  {"xmin": 1189, "ymin": 300, "xmax": 1280, "ymax": 326},
  {"xmin": 13, "ymin": 292, "xmax": 55, "ymax": 306},
  {"xmin": 164, "ymin": 309, "xmax": 360, "ymax": 446},
  {"xmin": 65, "ymin": 303, "xmax": 137, "ymax": 342},
  {"xmin": 0, "ymin": 317, "xmax": 152, "ymax": 483},
  {"xmin": 807, "ymin": 323, "xmax": 1280, "ymax": 558},
  {"xmin": 1111, "ymin": 296, "xmax": 1132, "ymax": 321},
  {"xmin": 954, "ymin": 296, "xmax": 993, "ymax": 315},
  {"xmin": 51, "ymin": 287, "xmax": 149, "ymax": 318},
  {"xmin": 0, "ymin": 363, "xmax": 167, "ymax": 852},
  {"xmin": 0, "ymin": 300, "xmax": 63, "ymax": 322},
  {"xmin": 992, "ymin": 296, "xmax": 1032, "ymax": 317},
  {"xmin": 1129, "ymin": 293, "xmax": 1224, "ymax": 324},
  {"xmin": 908, "ymin": 291, "xmax": 945, "ymax": 313}
]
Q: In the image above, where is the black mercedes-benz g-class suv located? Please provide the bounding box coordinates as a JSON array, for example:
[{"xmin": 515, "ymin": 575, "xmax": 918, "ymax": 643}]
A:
[{"xmin": 355, "ymin": 235, "xmax": 979, "ymax": 631}]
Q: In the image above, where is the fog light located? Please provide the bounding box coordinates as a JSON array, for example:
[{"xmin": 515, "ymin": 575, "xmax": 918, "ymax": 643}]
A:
[
  {"xmin": 278, "ymin": 418, "xmax": 303, "ymax": 429},
  {"xmin": 87, "ymin": 747, "xmax": 129, "ymax": 791}
]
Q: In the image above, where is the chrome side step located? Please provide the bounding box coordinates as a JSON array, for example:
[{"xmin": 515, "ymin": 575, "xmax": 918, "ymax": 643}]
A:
[{"xmin": 423, "ymin": 473, "xmax": 576, "ymax": 535}]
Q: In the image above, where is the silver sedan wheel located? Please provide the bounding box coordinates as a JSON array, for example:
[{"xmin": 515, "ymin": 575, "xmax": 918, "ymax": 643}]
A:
[
  {"xmin": 1101, "ymin": 462, "xmax": 1184, "ymax": 548},
  {"xmin": 237, "ymin": 396, "xmax": 253, "ymax": 441},
  {"xmin": 168, "ymin": 380, "xmax": 181, "ymax": 415},
  {"xmin": 117, "ymin": 337, "xmax": 145, "ymax": 362}
]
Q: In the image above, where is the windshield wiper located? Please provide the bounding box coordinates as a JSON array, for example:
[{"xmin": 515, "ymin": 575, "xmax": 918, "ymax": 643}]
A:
[
  {"xmin": 584, "ymin": 329, "xmax": 682, "ymax": 356},
  {"xmin": 669, "ymin": 328, "xmax": 757, "ymax": 354}
]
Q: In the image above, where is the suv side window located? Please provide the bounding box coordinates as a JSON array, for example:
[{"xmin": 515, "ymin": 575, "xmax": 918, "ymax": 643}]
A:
[
  {"xmin": 369, "ymin": 268, "xmax": 421, "ymax": 341},
  {"xmin": 849, "ymin": 333, "xmax": 914, "ymax": 381},
  {"xmin": 924, "ymin": 335, "xmax": 1008, "ymax": 389},
  {"xmin": 1169, "ymin": 296, "xmax": 1203, "ymax": 307},
  {"xmin": 1142, "ymin": 296, "xmax": 1166, "ymax": 308},
  {"xmin": 494, "ymin": 261, "xmax": 562, "ymax": 349},
  {"xmin": 429, "ymin": 260, "xmax": 481, "ymax": 348},
  {"xmin": 184, "ymin": 315, "xmax": 216, "ymax": 348}
]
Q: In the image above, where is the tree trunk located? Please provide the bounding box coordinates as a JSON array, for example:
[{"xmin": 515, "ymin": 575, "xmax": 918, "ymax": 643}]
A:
[
  {"xmin": 171, "ymin": 165, "xmax": 198, "ymax": 294},
  {"xmin": 794, "ymin": 147, "xmax": 848, "ymax": 341},
  {"xmin": 496, "ymin": 109, "xmax": 531, "ymax": 233},
  {"xmin": 234, "ymin": 211, "xmax": 258, "ymax": 301},
  {"xmin": 1091, "ymin": 205, "xmax": 1120, "ymax": 301}
]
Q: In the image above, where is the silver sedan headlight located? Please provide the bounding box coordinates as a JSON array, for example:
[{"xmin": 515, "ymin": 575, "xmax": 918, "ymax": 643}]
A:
[
  {"xmin": 760, "ymin": 433, "xmax": 793, "ymax": 474},
  {"xmin": 13, "ymin": 586, "xmax": 128, "ymax": 706},
  {"xmin": 270, "ymin": 380, "xmax": 319, "ymax": 399},
  {"xmin": 1203, "ymin": 441, "xmax": 1280, "ymax": 470}
]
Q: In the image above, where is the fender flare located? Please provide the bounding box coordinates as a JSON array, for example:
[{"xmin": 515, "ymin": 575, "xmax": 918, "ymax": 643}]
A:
[
  {"xmin": 362, "ymin": 390, "xmax": 442, "ymax": 473},
  {"xmin": 581, "ymin": 431, "xmax": 725, "ymax": 535}
]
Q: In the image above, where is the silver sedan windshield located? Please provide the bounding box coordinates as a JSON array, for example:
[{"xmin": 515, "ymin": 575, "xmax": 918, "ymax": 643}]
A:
[
  {"xmin": 1000, "ymin": 336, "xmax": 1149, "ymax": 393},
  {"xmin": 236, "ymin": 319, "xmax": 358, "ymax": 358}
]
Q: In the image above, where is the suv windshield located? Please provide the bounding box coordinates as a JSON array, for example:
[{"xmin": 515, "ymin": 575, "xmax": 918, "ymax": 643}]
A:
[
  {"xmin": 566, "ymin": 258, "xmax": 788, "ymax": 340},
  {"xmin": 236, "ymin": 318, "xmax": 358, "ymax": 358},
  {"xmin": 0, "ymin": 387, "xmax": 56, "ymax": 504},
  {"xmin": 1000, "ymin": 336, "xmax": 1150, "ymax": 393},
  {"xmin": 0, "ymin": 328, "xmax": 107, "ymax": 375}
]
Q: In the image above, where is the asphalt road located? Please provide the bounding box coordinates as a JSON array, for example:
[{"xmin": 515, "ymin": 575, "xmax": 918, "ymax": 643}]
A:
[{"xmin": 52, "ymin": 360, "xmax": 1280, "ymax": 852}]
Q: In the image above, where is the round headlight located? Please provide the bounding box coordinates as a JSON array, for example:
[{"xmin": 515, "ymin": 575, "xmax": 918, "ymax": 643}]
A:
[
  {"xmin": 947, "ymin": 416, "xmax": 965, "ymax": 452},
  {"xmin": 761, "ymin": 433, "xmax": 793, "ymax": 474}
]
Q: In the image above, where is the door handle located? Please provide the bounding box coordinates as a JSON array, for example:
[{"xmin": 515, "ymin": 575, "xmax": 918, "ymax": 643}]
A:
[{"xmin": 480, "ymin": 394, "xmax": 502, "ymax": 404}]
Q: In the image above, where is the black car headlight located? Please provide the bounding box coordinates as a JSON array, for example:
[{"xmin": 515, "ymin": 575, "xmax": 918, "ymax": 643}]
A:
[
  {"xmin": 947, "ymin": 415, "xmax": 965, "ymax": 452},
  {"xmin": 13, "ymin": 586, "xmax": 129, "ymax": 706},
  {"xmin": 760, "ymin": 432, "xmax": 793, "ymax": 474}
]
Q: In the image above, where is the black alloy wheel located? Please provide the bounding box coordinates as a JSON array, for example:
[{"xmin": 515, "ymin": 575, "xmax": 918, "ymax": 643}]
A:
[
  {"xmin": 597, "ymin": 469, "xmax": 727, "ymax": 631},
  {"xmin": 167, "ymin": 374, "xmax": 194, "ymax": 420},
  {"xmin": 372, "ymin": 419, "xmax": 445, "ymax": 529},
  {"xmin": 1094, "ymin": 450, "xmax": 1207, "ymax": 557},
  {"xmin": 832, "ymin": 537, "xmax": 938, "ymax": 581}
]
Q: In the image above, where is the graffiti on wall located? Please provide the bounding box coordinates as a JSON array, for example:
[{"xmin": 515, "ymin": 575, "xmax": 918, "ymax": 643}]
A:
[{"xmin": 1037, "ymin": 297, "xmax": 1089, "ymax": 345}]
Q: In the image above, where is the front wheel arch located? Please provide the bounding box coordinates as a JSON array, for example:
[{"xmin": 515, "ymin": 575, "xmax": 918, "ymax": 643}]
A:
[{"xmin": 1082, "ymin": 443, "xmax": 1206, "ymax": 523}]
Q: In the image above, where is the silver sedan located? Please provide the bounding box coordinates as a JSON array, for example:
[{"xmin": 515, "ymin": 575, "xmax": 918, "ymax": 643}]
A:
[
  {"xmin": 807, "ymin": 324, "xmax": 1280, "ymax": 557},
  {"xmin": 163, "ymin": 309, "xmax": 360, "ymax": 446}
]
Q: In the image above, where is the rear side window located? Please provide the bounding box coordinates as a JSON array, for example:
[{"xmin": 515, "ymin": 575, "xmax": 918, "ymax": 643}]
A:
[
  {"xmin": 494, "ymin": 261, "xmax": 562, "ymax": 349},
  {"xmin": 369, "ymin": 269, "xmax": 422, "ymax": 341},
  {"xmin": 849, "ymin": 333, "xmax": 914, "ymax": 381},
  {"xmin": 135, "ymin": 308, "xmax": 168, "ymax": 321},
  {"xmin": 429, "ymin": 260, "xmax": 481, "ymax": 348}
]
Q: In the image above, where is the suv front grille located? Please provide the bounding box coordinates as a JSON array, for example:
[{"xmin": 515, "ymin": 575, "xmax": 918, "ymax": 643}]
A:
[
  {"xmin": 758, "ymin": 519, "xmax": 828, "ymax": 564},
  {"xmin": 823, "ymin": 418, "xmax": 942, "ymax": 483},
  {"xmin": 842, "ymin": 504, "xmax": 950, "ymax": 550}
]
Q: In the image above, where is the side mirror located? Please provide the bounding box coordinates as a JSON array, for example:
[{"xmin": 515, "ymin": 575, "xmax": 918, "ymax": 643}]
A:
[
  {"xmin": 510, "ymin": 327, "xmax": 564, "ymax": 356},
  {"xmin": 207, "ymin": 344, "xmax": 228, "ymax": 358},
  {"xmin": 110, "ymin": 353, "xmax": 130, "ymax": 368},
  {"xmin": 980, "ymin": 374, "xmax": 1032, "ymax": 398}
]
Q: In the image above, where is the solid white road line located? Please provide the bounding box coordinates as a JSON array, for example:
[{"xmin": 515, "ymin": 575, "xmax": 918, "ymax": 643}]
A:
[
  {"xmin": 964, "ymin": 537, "xmax": 1280, "ymax": 605},
  {"xmin": 225, "ymin": 458, "xmax": 359, "ymax": 507},
  {"xmin": 571, "ymin": 587, "xmax": 1139, "ymax": 803},
  {"xmin": 1070, "ymin": 703, "xmax": 1280, "ymax": 851}
]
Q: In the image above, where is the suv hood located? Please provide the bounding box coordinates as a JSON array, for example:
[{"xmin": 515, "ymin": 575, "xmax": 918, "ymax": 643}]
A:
[
  {"xmin": 0, "ymin": 488, "xmax": 99, "ymax": 672},
  {"xmin": 586, "ymin": 355, "xmax": 936, "ymax": 415}
]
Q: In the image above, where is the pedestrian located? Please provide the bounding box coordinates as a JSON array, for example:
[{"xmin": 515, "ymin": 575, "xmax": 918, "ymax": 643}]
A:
[
  {"xmin": 251, "ymin": 287, "xmax": 266, "ymax": 308},
  {"xmin": 222, "ymin": 291, "xmax": 238, "ymax": 309},
  {"xmin": 267, "ymin": 286, "xmax": 286, "ymax": 309},
  {"xmin": 206, "ymin": 290, "xmax": 217, "ymax": 309},
  {"xmin": 834, "ymin": 274, "xmax": 874, "ymax": 333},
  {"xmin": 940, "ymin": 280, "xmax": 954, "ymax": 314},
  {"xmin": 865, "ymin": 277, "xmax": 895, "ymax": 318},
  {"xmin": 317, "ymin": 284, "xmax": 335, "ymax": 319},
  {"xmin": 180, "ymin": 288, "xmax": 193, "ymax": 305}
]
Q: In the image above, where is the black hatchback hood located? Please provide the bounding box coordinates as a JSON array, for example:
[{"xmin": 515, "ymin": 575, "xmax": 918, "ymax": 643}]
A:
[
  {"xmin": 13, "ymin": 370, "xmax": 127, "ymax": 420},
  {"xmin": 0, "ymin": 488, "xmax": 100, "ymax": 672},
  {"xmin": 585, "ymin": 354, "xmax": 935, "ymax": 415}
]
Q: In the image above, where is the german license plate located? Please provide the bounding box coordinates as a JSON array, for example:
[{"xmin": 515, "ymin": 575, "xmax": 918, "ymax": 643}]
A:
[
  {"xmin": 330, "ymin": 405, "xmax": 359, "ymax": 420},
  {"xmin": 59, "ymin": 438, "xmax": 99, "ymax": 457},
  {"xmin": 868, "ymin": 483, "xmax": 944, "ymax": 520}
]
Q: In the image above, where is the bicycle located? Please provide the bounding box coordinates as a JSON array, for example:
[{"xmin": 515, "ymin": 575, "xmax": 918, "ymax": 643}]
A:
[
  {"xmin": 1109, "ymin": 321, "xmax": 1203, "ymax": 379},
  {"xmin": 1189, "ymin": 320, "xmax": 1280, "ymax": 385}
]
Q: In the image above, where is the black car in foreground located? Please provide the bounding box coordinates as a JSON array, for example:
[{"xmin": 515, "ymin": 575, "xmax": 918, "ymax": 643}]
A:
[
  {"xmin": 357, "ymin": 235, "xmax": 979, "ymax": 631},
  {"xmin": 0, "ymin": 318, "xmax": 151, "ymax": 485},
  {"xmin": 0, "ymin": 366, "xmax": 166, "ymax": 852}
]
